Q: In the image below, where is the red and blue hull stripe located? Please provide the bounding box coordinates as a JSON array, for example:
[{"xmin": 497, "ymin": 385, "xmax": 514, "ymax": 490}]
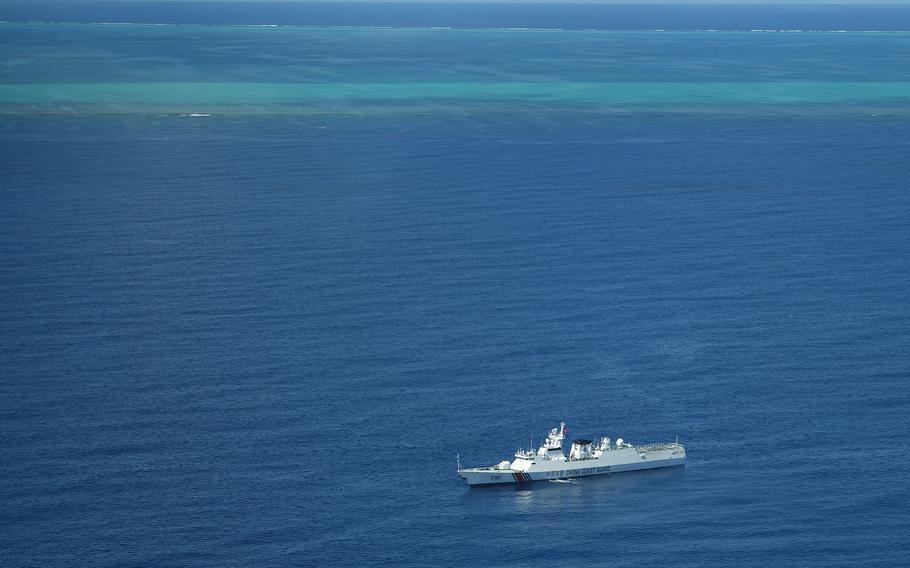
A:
[{"xmin": 511, "ymin": 472, "xmax": 532, "ymax": 483}]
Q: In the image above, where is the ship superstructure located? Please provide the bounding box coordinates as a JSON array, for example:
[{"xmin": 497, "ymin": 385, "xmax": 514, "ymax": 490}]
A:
[{"xmin": 457, "ymin": 422, "xmax": 685, "ymax": 486}]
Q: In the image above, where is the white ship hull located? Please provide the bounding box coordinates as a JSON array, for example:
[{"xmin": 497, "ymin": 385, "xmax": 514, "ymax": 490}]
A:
[{"xmin": 459, "ymin": 443, "xmax": 685, "ymax": 486}]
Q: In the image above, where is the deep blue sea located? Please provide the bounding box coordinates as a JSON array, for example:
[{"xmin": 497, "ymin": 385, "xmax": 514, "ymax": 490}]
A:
[{"xmin": 2, "ymin": 3, "xmax": 910, "ymax": 568}]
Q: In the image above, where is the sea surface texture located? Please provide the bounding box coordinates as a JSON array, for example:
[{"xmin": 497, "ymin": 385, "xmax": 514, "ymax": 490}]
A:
[{"xmin": 2, "ymin": 4, "xmax": 910, "ymax": 567}]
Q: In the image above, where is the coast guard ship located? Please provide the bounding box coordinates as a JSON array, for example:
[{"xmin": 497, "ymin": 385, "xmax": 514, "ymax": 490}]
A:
[{"xmin": 457, "ymin": 422, "xmax": 685, "ymax": 486}]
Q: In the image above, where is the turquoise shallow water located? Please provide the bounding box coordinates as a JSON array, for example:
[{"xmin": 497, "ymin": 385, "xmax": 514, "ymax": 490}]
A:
[
  {"xmin": 3, "ymin": 81, "xmax": 910, "ymax": 106},
  {"xmin": 2, "ymin": 24, "xmax": 910, "ymax": 114}
]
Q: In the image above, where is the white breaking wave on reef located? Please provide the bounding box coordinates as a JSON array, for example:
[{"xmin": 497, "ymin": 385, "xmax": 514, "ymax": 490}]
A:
[{"xmin": 4, "ymin": 21, "xmax": 910, "ymax": 33}]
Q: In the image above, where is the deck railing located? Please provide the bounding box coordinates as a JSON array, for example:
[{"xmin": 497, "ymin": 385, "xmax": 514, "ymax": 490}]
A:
[{"xmin": 635, "ymin": 442, "xmax": 683, "ymax": 452}]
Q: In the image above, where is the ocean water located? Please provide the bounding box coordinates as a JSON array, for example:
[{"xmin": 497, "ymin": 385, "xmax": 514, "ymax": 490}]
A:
[
  {"xmin": 3, "ymin": 5, "xmax": 910, "ymax": 568},
  {"xmin": 4, "ymin": 1, "xmax": 910, "ymax": 31},
  {"xmin": 3, "ymin": 23, "xmax": 910, "ymax": 115}
]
